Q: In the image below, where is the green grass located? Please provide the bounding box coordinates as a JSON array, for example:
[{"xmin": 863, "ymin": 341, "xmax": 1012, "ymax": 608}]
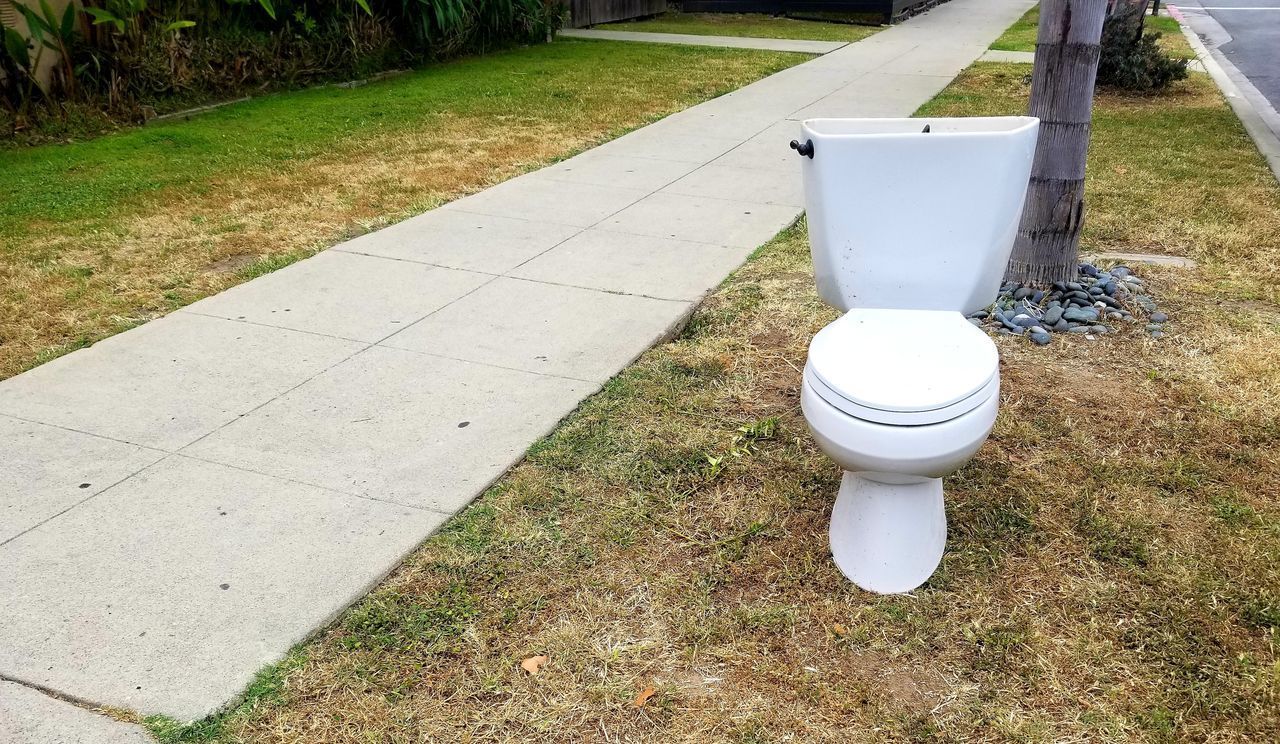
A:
[
  {"xmin": 991, "ymin": 6, "xmax": 1195, "ymax": 58},
  {"xmin": 1147, "ymin": 14, "xmax": 1181, "ymax": 36},
  {"xmin": 144, "ymin": 649, "xmax": 310, "ymax": 743},
  {"xmin": 0, "ymin": 38, "xmax": 806, "ymax": 380},
  {"xmin": 1147, "ymin": 14, "xmax": 1196, "ymax": 59},
  {"xmin": 0, "ymin": 40, "xmax": 794, "ymax": 238},
  {"xmin": 990, "ymin": 6, "xmax": 1040, "ymax": 52},
  {"xmin": 598, "ymin": 11, "xmax": 883, "ymax": 42}
]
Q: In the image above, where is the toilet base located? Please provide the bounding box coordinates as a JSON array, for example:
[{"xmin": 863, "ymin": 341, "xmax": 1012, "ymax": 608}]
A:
[{"xmin": 829, "ymin": 472, "xmax": 946, "ymax": 594}]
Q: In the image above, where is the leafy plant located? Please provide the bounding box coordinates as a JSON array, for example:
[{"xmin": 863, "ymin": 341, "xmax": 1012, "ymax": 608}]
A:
[
  {"xmin": 1096, "ymin": 3, "xmax": 1188, "ymax": 92},
  {"xmin": 1, "ymin": 11, "xmax": 39, "ymax": 119},
  {"xmin": 11, "ymin": 0, "xmax": 77, "ymax": 97},
  {"xmin": 84, "ymin": 1, "xmax": 194, "ymax": 37}
]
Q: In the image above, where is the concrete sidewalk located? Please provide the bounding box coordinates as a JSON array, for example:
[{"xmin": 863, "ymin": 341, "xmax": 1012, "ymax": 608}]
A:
[
  {"xmin": 558, "ymin": 27, "xmax": 850, "ymax": 54},
  {"xmin": 0, "ymin": 0, "xmax": 1036, "ymax": 730}
]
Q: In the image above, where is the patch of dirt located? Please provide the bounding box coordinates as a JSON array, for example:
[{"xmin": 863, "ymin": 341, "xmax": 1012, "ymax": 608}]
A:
[
  {"xmin": 846, "ymin": 650, "xmax": 947, "ymax": 714},
  {"xmin": 747, "ymin": 326, "xmax": 796, "ymax": 353},
  {"xmin": 208, "ymin": 253, "xmax": 258, "ymax": 273},
  {"xmin": 1214, "ymin": 297, "xmax": 1280, "ymax": 319}
]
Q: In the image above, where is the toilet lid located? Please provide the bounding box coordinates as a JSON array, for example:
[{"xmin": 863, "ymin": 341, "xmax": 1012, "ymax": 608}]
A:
[{"xmin": 806, "ymin": 309, "xmax": 998, "ymax": 425}]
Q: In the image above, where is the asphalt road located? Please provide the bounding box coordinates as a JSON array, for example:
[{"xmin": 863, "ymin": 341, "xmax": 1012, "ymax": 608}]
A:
[{"xmin": 1198, "ymin": 1, "xmax": 1280, "ymax": 110}]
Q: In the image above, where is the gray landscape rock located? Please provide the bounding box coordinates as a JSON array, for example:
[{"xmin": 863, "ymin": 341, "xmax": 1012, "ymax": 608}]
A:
[
  {"xmin": 976, "ymin": 263, "xmax": 1169, "ymax": 344},
  {"xmin": 1063, "ymin": 307, "xmax": 1099, "ymax": 323}
]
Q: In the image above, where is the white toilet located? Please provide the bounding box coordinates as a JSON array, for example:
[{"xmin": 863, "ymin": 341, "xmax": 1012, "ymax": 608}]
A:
[{"xmin": 794, "ymin": 116, "xmax": 1039, "ymax": 594}]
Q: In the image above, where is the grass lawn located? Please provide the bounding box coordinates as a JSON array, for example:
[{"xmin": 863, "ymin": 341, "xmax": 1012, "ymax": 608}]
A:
[
  {"xmin": 145, "ymin": 61, "xmax": 1280, "ymax": 741},
  {"xmin": 0, "ymin": 39, "xmax": 806, "ymax": 381},
  {"xmin": 988, "ymin": 5, "xmax": 1041, "ymax": 52},
  {"xmin": 598, "ymin": 12, "xmax": 882, "ymax": 43},
  {"xmin": 992, "ymin": 6, "xmax": 1194, "ymax": 59}
]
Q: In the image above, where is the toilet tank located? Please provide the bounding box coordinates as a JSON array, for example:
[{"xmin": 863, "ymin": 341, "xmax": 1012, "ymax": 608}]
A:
[{"xmin": 798, "ymin": 116, "xmax": 1039, "ymax": 314}]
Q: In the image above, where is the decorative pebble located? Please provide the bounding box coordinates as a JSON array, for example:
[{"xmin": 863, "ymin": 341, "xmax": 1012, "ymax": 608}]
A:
[
  {"xmin": 973, "ymin": 263, "xmax": 1169, "ymax": 344},
  {"xmin": 1063, "ymin": 307, "xmax": 1099, "ymax": 323}
]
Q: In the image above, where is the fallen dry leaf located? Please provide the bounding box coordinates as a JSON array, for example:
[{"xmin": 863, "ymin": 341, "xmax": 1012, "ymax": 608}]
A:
[
  {"xmin": 633, "ymin": 685, "xmax": 656, "ymax": 708},
  {"xmin": 520, "ymin": 655, "xmax": 548, "ymax": 675}
]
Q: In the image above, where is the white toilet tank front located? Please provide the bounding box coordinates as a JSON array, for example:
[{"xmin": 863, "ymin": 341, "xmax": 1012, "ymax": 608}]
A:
[{"xmin": 799, "ymin": 116, "xmax": 1039, "ymax": 314}]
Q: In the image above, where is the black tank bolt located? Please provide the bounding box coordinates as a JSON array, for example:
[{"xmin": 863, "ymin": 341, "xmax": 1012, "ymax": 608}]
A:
[{"xmin": 789, "ymin": 139, "xmax": 814, "ymax": 159}]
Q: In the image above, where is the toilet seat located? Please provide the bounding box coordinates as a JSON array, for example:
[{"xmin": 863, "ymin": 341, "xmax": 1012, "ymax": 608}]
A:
[{"xmin": 806, "ymin": 308, "xmax": 999, "ymax": 426}]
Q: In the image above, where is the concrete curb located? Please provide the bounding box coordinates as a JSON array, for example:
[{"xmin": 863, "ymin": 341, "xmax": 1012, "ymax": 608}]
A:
[
  {"xmin": 1083, "ymin": 251, "xmax": 1198, "ymax": 269},
  {"xmin": 1168, "ymin": 3, "xmax": 1280, "ymax": 182},
  {"xmin": 557, "ymin": 28, "xmax": 848, "ymax": 55},
  {"xmin": 978, "ymin": 49, "xmax": 1035, "ymax": 63},
  {"xmin": 975, "ymin": 47, "xmax": 1205, "ymax": 71}
]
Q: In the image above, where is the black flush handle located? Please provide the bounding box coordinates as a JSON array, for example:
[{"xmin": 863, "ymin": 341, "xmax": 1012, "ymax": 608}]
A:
[{"xmin": 789, "ymin": 139, "xmax": 814, "ymax": 159}]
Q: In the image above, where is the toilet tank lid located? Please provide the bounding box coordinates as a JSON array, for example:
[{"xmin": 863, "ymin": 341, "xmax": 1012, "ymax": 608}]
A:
[{"xmin": 807, "ymin": 309, "xmax": 998, "ymax": 415}]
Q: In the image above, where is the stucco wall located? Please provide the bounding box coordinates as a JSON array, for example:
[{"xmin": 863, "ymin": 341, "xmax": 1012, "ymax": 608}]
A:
[{"xmin": 2, "ymin": 0, "xmax": 77, "ymax": 89}]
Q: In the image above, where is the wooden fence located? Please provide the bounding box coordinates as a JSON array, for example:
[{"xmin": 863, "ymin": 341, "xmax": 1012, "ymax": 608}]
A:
[
  {"xmin": 568, "ymin": 0, "xmax": 669, "ymax": 27},
  {"xmin": 678, "ymin": 0, "xmax": 945, "ymax": 25}
]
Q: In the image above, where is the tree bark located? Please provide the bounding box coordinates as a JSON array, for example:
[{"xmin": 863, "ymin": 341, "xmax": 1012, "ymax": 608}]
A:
[{"xmin": 1005, "ymin": 0, "xmax": 1108, "ymax": 285}]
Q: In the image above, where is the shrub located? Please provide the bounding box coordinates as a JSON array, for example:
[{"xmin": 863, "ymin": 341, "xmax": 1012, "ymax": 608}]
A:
[{"xmin": 1096, "ymin": 4, "xmax": 1188, "ymax": 92}]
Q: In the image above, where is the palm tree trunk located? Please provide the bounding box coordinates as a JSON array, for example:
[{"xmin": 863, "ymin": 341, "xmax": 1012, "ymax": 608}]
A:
[{"xmin": 1005, "ymin": 0, "xmax": 1109, "ymax": 285}]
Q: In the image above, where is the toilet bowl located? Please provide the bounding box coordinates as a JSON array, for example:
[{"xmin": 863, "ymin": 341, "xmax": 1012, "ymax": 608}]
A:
[
  {"xmin": 793, "ymin": 116, "xmax": 1038, "ymax": 593},
  {"xmin": 800, "ymin": 309, "xmax": 999, "ymax": 594}
]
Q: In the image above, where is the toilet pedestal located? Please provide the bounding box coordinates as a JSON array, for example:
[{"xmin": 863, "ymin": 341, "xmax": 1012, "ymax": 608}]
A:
[{"xmin": 829, "ymin": 473, "xmax": 947, "ymax": 594}]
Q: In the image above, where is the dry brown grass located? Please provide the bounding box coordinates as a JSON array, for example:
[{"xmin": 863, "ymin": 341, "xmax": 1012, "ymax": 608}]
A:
[
  {"xmin": 169, "ymin": 64, "xmax": 1280, "ymax": 743},
  {"xmin": 0, "ymin": 42, "xmax": 804, "ymax": 381}
]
